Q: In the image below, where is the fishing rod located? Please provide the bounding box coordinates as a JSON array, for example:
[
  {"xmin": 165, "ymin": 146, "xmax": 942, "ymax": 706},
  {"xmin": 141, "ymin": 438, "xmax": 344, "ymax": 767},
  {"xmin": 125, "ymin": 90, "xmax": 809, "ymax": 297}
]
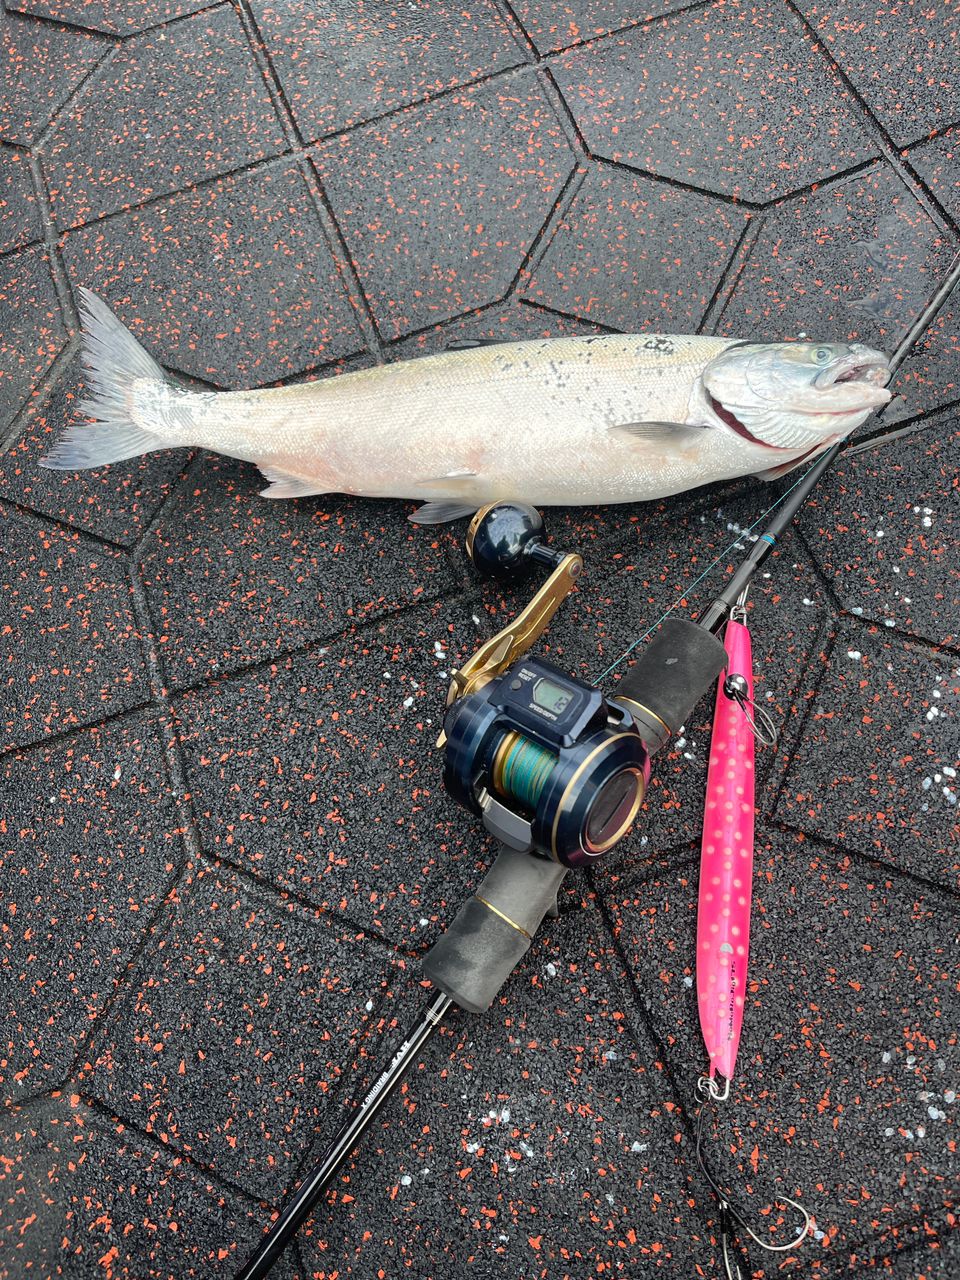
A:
[{"xmin": 235, "ymin": 252, "xmax": 960, "ymax": 1280}]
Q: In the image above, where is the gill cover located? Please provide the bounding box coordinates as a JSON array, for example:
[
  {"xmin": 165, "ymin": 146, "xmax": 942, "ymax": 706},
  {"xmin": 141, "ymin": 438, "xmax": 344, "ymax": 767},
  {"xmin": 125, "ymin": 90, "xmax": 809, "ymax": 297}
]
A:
[{"xmin": 702, "ymin": 341, "xmax": 892, "ymax": 450}]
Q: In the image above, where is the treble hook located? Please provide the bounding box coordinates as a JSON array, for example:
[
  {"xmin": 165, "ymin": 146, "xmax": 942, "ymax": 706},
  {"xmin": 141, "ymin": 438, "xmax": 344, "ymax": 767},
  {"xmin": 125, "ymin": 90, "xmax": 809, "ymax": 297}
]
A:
[{"xmin": 694, "ymin": 1094, "xmax": 812, "ymax": 1278}]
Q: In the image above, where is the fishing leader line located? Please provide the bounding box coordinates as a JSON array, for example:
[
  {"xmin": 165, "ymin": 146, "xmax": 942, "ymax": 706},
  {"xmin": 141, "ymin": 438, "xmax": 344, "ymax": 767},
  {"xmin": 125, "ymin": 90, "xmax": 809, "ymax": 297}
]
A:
[{"xmin": 591, "ymin": 457, "xmax": 818, "ymax": 686}]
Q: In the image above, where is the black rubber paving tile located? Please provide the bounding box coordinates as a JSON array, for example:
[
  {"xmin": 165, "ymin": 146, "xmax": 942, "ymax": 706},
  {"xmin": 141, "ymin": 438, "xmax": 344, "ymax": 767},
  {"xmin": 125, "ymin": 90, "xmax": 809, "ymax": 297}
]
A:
[
  {"xmin": 910, "ymin": 127, "xmax": 960, "ymax": 225},
  {"xmin": 0, "ymin": 347, "xmax": 190, "ymax": 547},
  {"xmin": 717, "ymin": 166, "xmax": 959, "ymax": 421},
  {"xmin": 137, "ymin": 452, "xmax": 462, "ymax": 688},
  {"xmin": 799, "ymin": 419, "xmax": 958, "ymax": 648},
  {"xmin": 0, "ymin": 7, "xmax": 110, "ymax": 147},
  {"xmin": 553, "ymin": 0, "xmax": 878, "ymax": 202},
  {"xmin": 41, "ymin": 6, "xmax": 287, "ymax": 229},
  {"xmin": 249, "ymin": 0, "xmax": 527, "ymax": 143},
  {"xmin": 172, "ymin": 599, "xmax": 499, "ymax": 944},
  {"xmin": 521, "ymin": 164, "xmax": 749, "ymax": 332},
  {"xmin": 297, "ymin": 906, "xmax": 726, "ymax": 1279},
  {"xmin": 599, "ymin": 826, "xmax": 959, "ymax": 1277},
  {"xmin": 85, "ymin": 860, "xmax": 391, "ymax": 1202},
  {"xmin": 0, "ymin": 711, "xmax": 183, "ymax": 1105},
  {"xmin": 0, "ymin": 505, "xmax": 147, "ymax": 753},
  {"xmin": 878, "ymin": 308, "xmax": 960, "ymax": 427},
  {"xmin": 312, "ymin": 80, "xmax": 577, "ymax": 340},
  {"xmin": 0, "ymin": 245, "xmax": 67, "ymax": 438},
  {"xmin": 60, "ymin": 162, "xmax": 363, "ymax": 387},
  {"xmin": 769, "ymin": 622, "xmax": 959, "ymax": 889},
  {"xmin": 8, "ymin": 0, "xmax": 221, "ymax": 37},
  {"xmin": 510, "ymin": 0, "xmax": 698, "ymax": 55},
  {"xmin": 0, "ymin": 143, "xmax": 41, "ymax": 255},
  {"xmin": 0, "ymin": 1094, "xmax": 301, "ymax": 1280},
  {"xmin": 793, "ymin": 0, "xmax": 959, "ymax": 148}
]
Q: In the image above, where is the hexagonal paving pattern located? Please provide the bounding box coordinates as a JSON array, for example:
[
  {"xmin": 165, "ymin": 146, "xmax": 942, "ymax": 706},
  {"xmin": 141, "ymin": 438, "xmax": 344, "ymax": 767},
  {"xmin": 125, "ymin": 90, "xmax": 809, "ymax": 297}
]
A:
[
  {"xmin": 553, "ymin": 0, "xmax": 879, "ymax": 202},
  {"xmin": 521, "ymin": 164, "xmax": 749, "ymax": 330},
  {"xmin": 0, "ymin": 711, "xmax": 183, "ymax": 1104},
  {"xmin": 0, "ymin": 6, "xmax": 957, "ymax": 1279},
  {"xmin": 0, "ymin": 1094, "xmax": 302, "ymax": 1278},
  {"xmin": 0, "ymin": 245, "xmax": 67, "ymax": 438},
  {"xmin": 0, "ymin": 6, "xmax": 109, "ymax": 146},
  {"xmin": 510, "ymin": 0, "xmax": 700, "ymax": 55},
  {"xmin": 59, "ymin": 163, "xmax": 364, "ymax": 386},
  {"xmin": 312, "ymin": 79, "xmax": 577, "ymax": 339},
  {"xmin": 0, "ymin": 504, "xmax": 147, "ymax": 752},
  {"xmin": 41, "ymin": 6, "xmax": 287, "ymax": 228},
  {"xmin": 7, "ymin": 0, "xmax": 221, "ymax": 37},
  {"xmin": 248, "ymin": 0, "xmax": 527, "ymax": 142},
  {"xmin": 84, "ymin": 860, "xmax": 394, "ymax": 1200},
  {"xmin": 793, "ymin": 0, "xmax": 960, "ymax": 148}
]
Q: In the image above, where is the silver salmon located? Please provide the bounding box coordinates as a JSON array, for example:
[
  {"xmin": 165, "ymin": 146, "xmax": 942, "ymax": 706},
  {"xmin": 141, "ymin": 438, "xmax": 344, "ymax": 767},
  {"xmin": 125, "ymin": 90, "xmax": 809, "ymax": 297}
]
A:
[{"xmin": 41, "ymin": 289, "xmax": 892, "ymax": 523}]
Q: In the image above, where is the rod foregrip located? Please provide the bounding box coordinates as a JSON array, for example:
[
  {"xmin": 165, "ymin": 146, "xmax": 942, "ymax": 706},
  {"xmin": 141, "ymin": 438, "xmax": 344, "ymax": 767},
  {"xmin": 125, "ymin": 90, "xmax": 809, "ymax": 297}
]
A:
[
  {"xmin": 612, "ymin": 617, "xmax": 727, "ymax": 752},
  {"xmin": 422, "ymin": 848, "xmax": 568, "ymax": 1013}
]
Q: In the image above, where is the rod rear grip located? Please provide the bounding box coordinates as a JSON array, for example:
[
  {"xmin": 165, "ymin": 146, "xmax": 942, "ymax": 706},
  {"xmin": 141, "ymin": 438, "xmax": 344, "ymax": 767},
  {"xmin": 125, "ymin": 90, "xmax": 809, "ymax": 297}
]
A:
[
  {"xmin": 612, "ymin": 617, "xmax": 726, "ymax": 752},
  {"xmin": 422, "ymin": 847, "xmax": 567, "ymax": 1013}
]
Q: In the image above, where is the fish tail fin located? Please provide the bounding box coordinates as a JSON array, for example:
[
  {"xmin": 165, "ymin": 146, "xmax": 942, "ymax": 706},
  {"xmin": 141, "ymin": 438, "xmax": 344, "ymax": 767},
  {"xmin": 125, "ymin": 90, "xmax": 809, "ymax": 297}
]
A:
[{"xmin": 40, "ymin": 288, "xmax": 184, "ymax": 471}]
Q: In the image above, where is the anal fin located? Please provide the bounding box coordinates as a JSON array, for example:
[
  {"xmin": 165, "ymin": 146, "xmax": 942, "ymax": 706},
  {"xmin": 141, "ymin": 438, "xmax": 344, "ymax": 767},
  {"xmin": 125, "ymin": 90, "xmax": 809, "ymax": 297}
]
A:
[
  {"xmin": 408, "ymin": 500, "xmax": 479, "ymax": 525},
  {"xmin": 258, "ymin": 464, "xmax": 330, "ymax": 499}
]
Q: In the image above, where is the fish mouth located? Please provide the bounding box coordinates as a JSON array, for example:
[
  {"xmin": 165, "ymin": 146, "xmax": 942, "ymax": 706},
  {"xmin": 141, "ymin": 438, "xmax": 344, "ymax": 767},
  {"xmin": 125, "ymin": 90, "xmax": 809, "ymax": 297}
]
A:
[{"xmin": 814, "ymin": 350, "xmax": 891, "ymax": 390}]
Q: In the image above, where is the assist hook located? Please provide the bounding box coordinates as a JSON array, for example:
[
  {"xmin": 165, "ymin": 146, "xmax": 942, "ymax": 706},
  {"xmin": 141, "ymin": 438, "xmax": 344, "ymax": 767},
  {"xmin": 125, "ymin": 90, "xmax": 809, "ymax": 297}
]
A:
[
  {"xmin": 693, "ymin": 1084, "xmax": 812, "ymax": 1279},
  {"xmin": 721, "ymin": 587, "xmax": 779, "ymax": 748}
]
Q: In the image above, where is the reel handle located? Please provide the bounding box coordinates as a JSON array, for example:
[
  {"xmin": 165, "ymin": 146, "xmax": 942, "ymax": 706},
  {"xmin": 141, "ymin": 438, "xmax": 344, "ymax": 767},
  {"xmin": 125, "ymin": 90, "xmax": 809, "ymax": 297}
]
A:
[
  {"xmin": 612, "ymin": 617, "xmax": 727, "ymax": 753},
  {"xmin": 422, "ymin": 847, "xmax": 567, "ymax": 1013}
]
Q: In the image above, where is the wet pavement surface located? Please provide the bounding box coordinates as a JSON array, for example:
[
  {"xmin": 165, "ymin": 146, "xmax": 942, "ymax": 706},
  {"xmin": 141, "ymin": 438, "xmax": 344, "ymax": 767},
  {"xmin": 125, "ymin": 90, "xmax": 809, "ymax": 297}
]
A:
[{"xmin": 0, "ymin": 2, "xmax": 957, "ymax": 1278}]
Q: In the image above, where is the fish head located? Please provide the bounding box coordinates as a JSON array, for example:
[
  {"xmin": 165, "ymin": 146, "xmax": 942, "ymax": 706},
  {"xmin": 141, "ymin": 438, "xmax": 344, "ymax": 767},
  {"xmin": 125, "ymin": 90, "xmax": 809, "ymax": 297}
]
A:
[{"xmin": 702, "ymin": 341, "xmax": 892, "ymax": 450}]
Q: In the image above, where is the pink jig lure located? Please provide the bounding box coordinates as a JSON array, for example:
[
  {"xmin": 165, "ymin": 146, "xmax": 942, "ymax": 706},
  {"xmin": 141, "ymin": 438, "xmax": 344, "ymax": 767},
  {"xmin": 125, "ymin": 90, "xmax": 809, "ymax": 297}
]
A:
[{"xmin": 696, "ymin": 617, "xmax": 756, "ymax": 1093}]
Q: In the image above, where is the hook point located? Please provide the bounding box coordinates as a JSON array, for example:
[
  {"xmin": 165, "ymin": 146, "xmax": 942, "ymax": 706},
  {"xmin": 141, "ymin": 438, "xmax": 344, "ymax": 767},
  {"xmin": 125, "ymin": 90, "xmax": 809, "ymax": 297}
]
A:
[{"xmin": 739, "ymin": 1193, "xmax": 812, "ymax": 1253}]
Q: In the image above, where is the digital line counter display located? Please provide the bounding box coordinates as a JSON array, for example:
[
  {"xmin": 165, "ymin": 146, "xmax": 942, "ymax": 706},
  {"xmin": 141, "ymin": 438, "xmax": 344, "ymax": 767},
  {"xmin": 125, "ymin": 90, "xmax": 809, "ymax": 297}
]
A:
[{"xmin": 532, "ymin": 676, "xmax": 574, "ymax": 716}]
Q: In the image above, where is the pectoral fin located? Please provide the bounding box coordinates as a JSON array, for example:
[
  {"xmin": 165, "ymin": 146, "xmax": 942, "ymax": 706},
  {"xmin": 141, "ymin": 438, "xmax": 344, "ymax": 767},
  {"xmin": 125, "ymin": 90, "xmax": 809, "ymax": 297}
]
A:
[{"xmin": 608, "ymin": 421, "xmax": 712, "ymax": 452}]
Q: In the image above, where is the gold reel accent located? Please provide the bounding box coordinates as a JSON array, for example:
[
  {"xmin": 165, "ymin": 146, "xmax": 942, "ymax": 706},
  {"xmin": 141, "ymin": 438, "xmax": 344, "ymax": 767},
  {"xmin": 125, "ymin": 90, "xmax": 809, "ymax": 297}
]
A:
[{"xmin": 436, "ymin": 529, "xmax": 583, "ymax": 748}]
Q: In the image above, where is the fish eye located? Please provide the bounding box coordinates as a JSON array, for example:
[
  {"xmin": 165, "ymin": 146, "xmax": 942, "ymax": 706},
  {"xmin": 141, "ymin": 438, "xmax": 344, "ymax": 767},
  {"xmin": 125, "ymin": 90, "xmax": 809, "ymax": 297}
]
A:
[{"xmin": 815, "ymin": 347, "xmax": 832, "ymax": 364}]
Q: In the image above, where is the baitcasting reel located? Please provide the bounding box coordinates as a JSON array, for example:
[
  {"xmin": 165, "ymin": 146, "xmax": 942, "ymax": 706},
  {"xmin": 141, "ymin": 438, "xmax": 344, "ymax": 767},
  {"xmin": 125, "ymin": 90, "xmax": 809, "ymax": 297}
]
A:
[
  {"xmin": 424, "ymin": 501, "xmax": 727, "ymax": 1015},
  {"xmin": 438, "ymin": 502, "xmax": 725, "ymax": 868},
  {"xmin": 444, "ymin": 653, "xmax": 649, "ymax": 867}
]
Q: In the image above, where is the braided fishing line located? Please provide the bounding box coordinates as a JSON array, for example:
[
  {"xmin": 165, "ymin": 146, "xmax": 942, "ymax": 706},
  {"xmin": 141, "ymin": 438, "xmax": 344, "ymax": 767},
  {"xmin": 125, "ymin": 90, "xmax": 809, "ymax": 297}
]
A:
[{"xmin": 491, "ymin": 731, "xmax": 557, "ymax": 811}]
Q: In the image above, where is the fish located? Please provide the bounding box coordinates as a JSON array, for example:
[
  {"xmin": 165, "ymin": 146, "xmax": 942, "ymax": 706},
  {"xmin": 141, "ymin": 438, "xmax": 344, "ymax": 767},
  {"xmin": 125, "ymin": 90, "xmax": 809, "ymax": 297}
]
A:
[{"xmin": 40, "ymin": 289, "xmax": 892, "ymax": 523}]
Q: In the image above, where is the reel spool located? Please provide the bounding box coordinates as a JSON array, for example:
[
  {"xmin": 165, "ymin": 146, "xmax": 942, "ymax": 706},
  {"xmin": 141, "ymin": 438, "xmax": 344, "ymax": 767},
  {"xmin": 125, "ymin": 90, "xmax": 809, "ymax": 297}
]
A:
[{"xmin": 443, "ymin": 654, "xmax": 650, "ymax": 867}]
